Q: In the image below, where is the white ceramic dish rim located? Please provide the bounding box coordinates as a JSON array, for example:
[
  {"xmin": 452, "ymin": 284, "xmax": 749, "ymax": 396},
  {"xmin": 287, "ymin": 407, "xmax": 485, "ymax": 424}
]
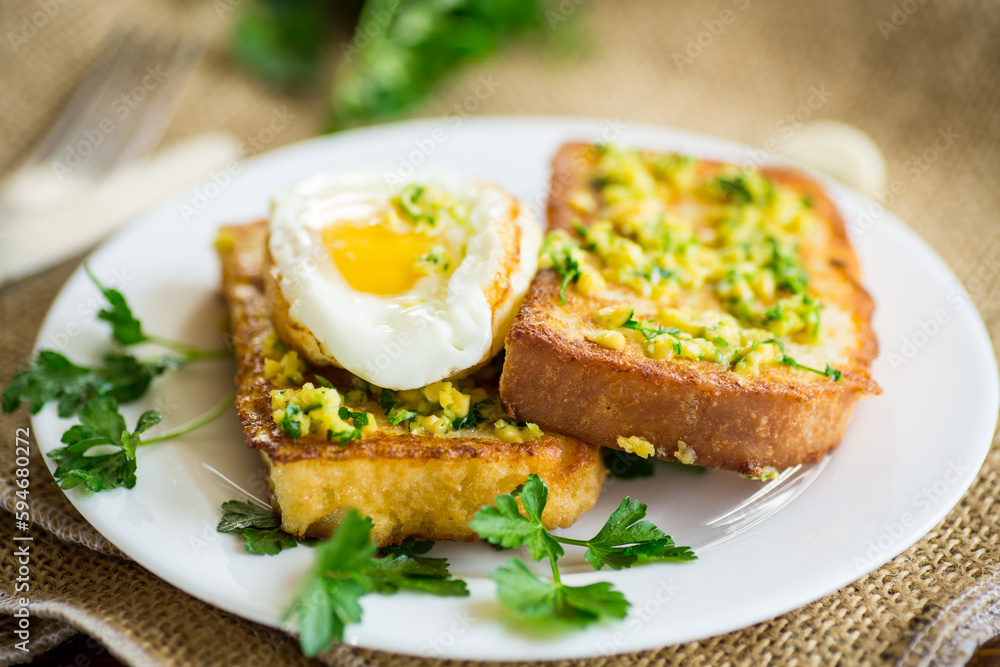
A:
[{"xmin": 27, "ymin": 116, "xmax": 1000, "ymax": 661}]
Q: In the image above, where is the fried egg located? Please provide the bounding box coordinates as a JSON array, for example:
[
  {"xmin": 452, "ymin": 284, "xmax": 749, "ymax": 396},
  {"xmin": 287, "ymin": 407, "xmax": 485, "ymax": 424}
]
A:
[{"xmin": 266, "ymin": 171, "xmax": 542, "ymax": 390}]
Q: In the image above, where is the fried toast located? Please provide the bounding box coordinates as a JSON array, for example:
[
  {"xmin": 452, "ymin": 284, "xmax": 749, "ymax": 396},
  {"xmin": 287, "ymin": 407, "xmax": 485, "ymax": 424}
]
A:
[
  {"xmin": 499, "ymin": 143, "xmax": 880, "ymax": 476},
  {"xmin": 217, "ymin": 221, "xmax": 606, "ymax": 545}
]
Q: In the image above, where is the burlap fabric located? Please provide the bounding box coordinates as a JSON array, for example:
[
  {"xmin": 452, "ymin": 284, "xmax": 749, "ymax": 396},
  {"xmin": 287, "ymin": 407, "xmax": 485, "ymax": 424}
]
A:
[{"xmin": 1, "ymin": 0, "xmax": 998, "ymax": 665}]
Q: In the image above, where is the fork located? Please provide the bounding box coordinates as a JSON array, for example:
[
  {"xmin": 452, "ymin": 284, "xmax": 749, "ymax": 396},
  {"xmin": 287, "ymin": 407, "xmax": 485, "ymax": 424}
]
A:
[
  {"xmin": 0, "ymin": 28, "xmax": 203, "ymax": 212},
  {"xmin": 691, "ymin": 456, "xmax": 831, "ymax": 552}
]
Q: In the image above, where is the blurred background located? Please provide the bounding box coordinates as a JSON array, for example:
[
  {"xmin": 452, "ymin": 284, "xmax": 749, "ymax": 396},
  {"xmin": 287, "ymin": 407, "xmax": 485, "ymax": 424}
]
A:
[
  {"xmin": 1, "ymin": 0, "xmax": 998, "ymax": 665},
  {"xmin": 1, "ymin": 0, "xmax": 998, "ymax": 294}
]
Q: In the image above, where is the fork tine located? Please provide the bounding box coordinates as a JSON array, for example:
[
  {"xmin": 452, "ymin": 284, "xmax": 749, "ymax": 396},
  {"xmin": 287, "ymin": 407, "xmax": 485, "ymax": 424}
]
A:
[
  {"xmin": 695, "ymin": 456, "xmax": 830, "ymax": 551},
  {"xmin": 71, "ymin": 33, "xmax": 171, "ymax": 177},
  {"xmin": 22, "ymin": 29, "xmax": 203, "ymax": 183},
  {"xmin": 77, "ymin": 34, "xmax": 204, "ymax": 177},
  {"xmin": 33, "ymin": 29, "xmax": 152, "ymax": 179},
  {"xmin": 704, "ymin": 464, "xmax": 804, "ymax": 527},
  {"xmin": 104, "ymin": 36, "xmax": 205, "ymax": 169},
  {"xmin": 24, "ymin": 29, "xmax": 137, "ymax": 168},
  {"xmin": 0, "ymin": 29, "xmax": 201, "ymax": 211}
]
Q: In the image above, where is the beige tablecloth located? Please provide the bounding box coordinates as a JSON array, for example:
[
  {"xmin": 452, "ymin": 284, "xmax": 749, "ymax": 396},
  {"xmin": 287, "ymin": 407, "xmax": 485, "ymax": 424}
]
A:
[{"xmin": 1, "ymin": 1, "xmax": 998, "ymax": 665}]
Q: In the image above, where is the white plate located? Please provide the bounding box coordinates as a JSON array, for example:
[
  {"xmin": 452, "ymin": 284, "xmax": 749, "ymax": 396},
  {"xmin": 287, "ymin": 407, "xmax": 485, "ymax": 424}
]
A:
[{"xmin": 30, "ymin": 117, "xmax": 999, "ymax": 660}]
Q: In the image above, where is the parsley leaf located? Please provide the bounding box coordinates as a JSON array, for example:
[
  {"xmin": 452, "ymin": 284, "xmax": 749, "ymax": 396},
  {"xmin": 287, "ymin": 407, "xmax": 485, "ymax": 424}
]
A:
[
  {"xmin": 469, "ymin": 476, "xmax": 563, "ymax": 562},
  {"xmin": 392, "ymin": 185, "xmax": 433, "ymax": 226},
  {"xmin": 218, "ymin": 500, "xmax": 281, "ymax": 532},
  {"xmin": 491, "ymin": 558, "xmax": 628, "ymax": 626},
  {"xmin": 281, "ymin": 404, "xmax": 304, "ymax": 441},
  {"xmin": 286, "ymin": 509, "xmax": 468, "ymax": 656},
  {"xmin": 87, "ymin": 265, "xmax": 147, "ymax": 345},
  {"xmin": 288, "ymin": 511, "xmax": 372, "ymax": 657},
  {"xmin": 620, "ymin": 312, "xmax": 681, "ymax": 343},
  {"xmin": 472, "ymin": 474, "xmax": 694, "ymax": 630},
  {"xmin": 554, "ymin": 253, "xmax": 581, "ymax": 305},
  {"xmin": 86, "ymin": 264, "xmax": 229, "ymax": 361},
  {"xmin": 581, "ymin": 498, "xmax": 696, "ymax": 570},
  {"xmin": 620, "ymin": 312, "xmax": 667, "ymax": 340},
  {"xmin": 765, "ymin": 236, "xmax": 809, "ymax": 295},
  {"xmin": 217, "ymin": 500, "xmax": 303, "ymax": 555},
  {"xmin": 243, "ymin": 528, "xmax": 300, "ymax": 555},
  {"xmin": 48, "ymin": 398, "xmax": 162, "ymax": 491},
  {"xmin": 363, "ymin": 552, "xmax": 470, "ymax": 597},
  {"xmin": 2, "ymin": 351, "xmax": 181, "ymax": 418},
  {"xmin": 378, "ymin": 536, "xmax": 434, "ymax": 559}
]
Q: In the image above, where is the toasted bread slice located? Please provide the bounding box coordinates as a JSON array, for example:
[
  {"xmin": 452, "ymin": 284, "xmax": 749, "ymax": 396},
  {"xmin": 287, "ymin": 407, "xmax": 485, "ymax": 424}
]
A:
[
  {"xmin": 216, "ymin": 221, "xmax": 605, "ymax": 545},
  {"xmin": 499, "ymin": 142, "xmax": 880, "ymax": 476}
]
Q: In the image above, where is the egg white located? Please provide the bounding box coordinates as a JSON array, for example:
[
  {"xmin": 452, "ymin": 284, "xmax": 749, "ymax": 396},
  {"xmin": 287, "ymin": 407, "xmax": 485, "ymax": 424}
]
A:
[{"xmin": 268, "ymin": 171, "xmax": 541, "ymax": 390}]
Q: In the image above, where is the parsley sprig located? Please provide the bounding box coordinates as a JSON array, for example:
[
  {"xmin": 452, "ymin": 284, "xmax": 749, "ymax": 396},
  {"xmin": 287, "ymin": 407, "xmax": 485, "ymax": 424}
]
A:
[
  {"xmin": 48, "ymin": 398, "xmax": 161, "ymax": 492},
  {"xmin": 3, "ymin": 265, "xmax": 235, "ymax": 491},
  {"xmin": 47, "ymin": 390, "xmax": 236, "ymax": 492},
  {"xmin": 450, "ymin": 400, "xmax": 490, "ymax": 430},
  {"xmin": 285, "ymin": 510, "xmax": 468, "ymax": 656},
  {"xmin": 218, "ymin": 500, "xmax": 300, "ymax": 555},
  {"xmin": 2, "ymin": 351, "xmax": 182, "ymax": 418},
  {"xmin": 85, "ymin": 266, "xmax": 229, "ymax": 361},
  {"xmin": 781, "ymin": 357, "xmax": 843, "ymax": 381},
  {"xmin": 470, "ymin": 475, "xmax": 695, "ymax": 627},
  {"xmin": 713, "ymin": 174, "xmax": 755, "ymax": 204},
  {"xmin": 3, "ymin": 268, "xmax": 229, "ymax": 418}
]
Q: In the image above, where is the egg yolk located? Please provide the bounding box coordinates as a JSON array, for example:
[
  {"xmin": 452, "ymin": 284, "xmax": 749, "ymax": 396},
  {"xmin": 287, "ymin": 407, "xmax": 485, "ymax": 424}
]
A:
[{"xmin": 322, "ymin": 223, "xmax": 436, "ymax": 295}]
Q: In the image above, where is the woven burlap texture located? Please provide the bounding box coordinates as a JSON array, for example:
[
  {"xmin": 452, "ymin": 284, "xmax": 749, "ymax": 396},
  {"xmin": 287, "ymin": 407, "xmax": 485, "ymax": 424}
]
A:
[{"xmin": 1, "ymin": 0, "xmax": 998, "ymax": 665}]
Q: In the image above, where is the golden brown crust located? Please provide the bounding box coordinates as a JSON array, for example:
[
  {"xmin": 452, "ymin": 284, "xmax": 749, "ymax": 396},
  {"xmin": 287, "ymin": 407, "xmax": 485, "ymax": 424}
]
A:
[
  {"xmin": 499, "ymin": 142, "xmax": 881, "ymax": 476},
  {"xmin": 217, "ymin": 221, "xmax": 606, "ymax": 544}
]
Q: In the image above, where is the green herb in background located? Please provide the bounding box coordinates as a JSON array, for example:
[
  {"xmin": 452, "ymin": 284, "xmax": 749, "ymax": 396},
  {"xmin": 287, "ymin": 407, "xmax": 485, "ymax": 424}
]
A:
[
  {"xmin": 332, "ymin": 0, "xmax": 552, "ymax": 128},
  {"xmin": 232, "ymin": 0, "xmax": 334, "ymax": 87},
  {"xmin": 231, "ymin": 0, "xmax": 585, "ymax": 128}
]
